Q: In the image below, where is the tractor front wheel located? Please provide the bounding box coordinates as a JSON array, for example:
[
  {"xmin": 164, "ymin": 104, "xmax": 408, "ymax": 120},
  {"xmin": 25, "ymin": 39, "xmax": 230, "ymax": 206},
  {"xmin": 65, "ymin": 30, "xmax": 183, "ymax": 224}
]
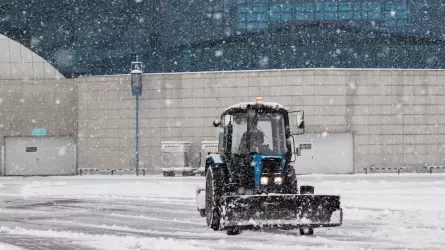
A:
[
  {"xmin": 285, "ymin": 165, "xmax": 299, "ymax": 194},
  {"xmin": 199, "ymin": 209, "xmax": 206, "ymax": 217}
]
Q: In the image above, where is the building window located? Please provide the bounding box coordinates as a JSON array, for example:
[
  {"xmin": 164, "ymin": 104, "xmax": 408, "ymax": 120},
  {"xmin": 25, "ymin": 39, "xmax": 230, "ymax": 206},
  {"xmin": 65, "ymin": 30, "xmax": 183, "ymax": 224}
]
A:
[{"xmin": 237, "ymin": 0, "xmax": 409, "ymax": 31}]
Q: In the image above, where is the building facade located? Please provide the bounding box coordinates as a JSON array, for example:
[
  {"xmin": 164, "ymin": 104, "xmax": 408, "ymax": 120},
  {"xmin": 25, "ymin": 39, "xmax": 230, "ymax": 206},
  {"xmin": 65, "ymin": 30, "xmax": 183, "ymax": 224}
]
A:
[
  {"xmin": 1, "ymin": 1, "xmax": 445, "ymax": 175},
  {"xmin": 0, "ymin": 56, "xmax": 444, "ymax": 174}
]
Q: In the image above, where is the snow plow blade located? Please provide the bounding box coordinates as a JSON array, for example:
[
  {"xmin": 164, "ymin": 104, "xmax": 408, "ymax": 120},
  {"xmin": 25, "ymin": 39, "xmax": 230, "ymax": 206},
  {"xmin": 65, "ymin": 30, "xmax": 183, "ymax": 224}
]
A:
[{"xmin": 222, "ymin": 194, "xmax": 342, "ymax": 229}]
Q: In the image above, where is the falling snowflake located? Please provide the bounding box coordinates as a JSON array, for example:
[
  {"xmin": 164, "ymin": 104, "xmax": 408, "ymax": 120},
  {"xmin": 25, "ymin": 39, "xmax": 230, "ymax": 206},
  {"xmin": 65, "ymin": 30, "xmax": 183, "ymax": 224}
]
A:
[
  {"xmin": 58, "ymin": 146, "xmax": 67, "ymax": 156},
  {"xmin": 213, "ymin": 13, "xmax": 222, "ymax": 20},
  {"xmin": 215, "ymin": 50, "xmax": 223, "ymax": 57},
  {"xmin": 259, "ymin": 56, "xmax": 269, "ymax": 68},
  {"xmin": 348, "ymin": 82, "xmax": 357, "ymax": 90}
]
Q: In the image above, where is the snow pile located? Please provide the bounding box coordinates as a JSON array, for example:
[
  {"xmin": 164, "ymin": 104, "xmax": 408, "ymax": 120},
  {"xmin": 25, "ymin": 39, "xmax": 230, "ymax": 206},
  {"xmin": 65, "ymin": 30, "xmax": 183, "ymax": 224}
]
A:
[
  {"xmin": 19, "ymin": 177, "xmax": 196, "ymax": 202},
  {"xmin": 0, "ymin": 243, "xmax": 25, "ymax": 250},
  {"xmin": 0, "ymin": 174, "xmax": 443, "ymax": 249},
  {"xmin": 0, "ymin": 227, "xmax": 205, "ymax": 250}
]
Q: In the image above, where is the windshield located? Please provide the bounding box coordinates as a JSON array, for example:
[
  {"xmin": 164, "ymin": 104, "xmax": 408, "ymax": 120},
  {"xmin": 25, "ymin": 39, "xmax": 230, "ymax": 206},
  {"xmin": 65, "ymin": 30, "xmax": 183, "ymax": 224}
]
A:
[
  {"xmin": 229, "ymin": 113, "xmax": 248, "ymax": 154},
  {"xmin": 232, "ymin": 112, "xmax": 287, "ymax": 155}
]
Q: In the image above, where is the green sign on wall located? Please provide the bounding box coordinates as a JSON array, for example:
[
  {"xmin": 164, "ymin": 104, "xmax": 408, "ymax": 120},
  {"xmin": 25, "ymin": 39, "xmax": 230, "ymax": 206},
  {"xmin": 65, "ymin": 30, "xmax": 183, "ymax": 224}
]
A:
[{"xmin": 31, "ymin": 128, "xmax": 47, "ymax": 136}]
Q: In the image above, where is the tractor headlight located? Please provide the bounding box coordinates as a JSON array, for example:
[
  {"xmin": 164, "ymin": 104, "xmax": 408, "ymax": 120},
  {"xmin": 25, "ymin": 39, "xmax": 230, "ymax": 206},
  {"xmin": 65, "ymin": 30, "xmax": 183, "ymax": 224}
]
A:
[
  {"xmin": 260, "ymin": 177, "xmax": 269, "ymax": 185},
  {"xmin": 274, "ymin": 177, "xmax": 283, "ymax": 185}
]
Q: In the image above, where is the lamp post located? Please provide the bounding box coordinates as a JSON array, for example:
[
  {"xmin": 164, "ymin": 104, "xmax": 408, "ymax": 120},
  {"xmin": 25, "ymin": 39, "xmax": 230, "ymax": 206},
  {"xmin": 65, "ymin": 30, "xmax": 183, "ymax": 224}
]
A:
[{"xmin": 131, "ymin": 57, "xmax": 143, "ymax": 176}]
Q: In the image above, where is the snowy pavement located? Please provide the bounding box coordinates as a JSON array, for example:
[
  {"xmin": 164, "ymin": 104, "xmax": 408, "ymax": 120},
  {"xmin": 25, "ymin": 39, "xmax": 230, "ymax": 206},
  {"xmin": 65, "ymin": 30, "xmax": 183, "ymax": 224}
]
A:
[{"xmin": 0, "ymin": 174, "xmax": 444, "ymax": 250}]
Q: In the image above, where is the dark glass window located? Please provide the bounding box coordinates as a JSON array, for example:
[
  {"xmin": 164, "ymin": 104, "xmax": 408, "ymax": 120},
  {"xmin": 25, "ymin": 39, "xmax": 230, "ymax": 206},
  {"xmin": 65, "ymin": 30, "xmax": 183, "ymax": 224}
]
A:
[{"xmin": 1, "ymin": 0, "xmax": 445, "ymax": 76}]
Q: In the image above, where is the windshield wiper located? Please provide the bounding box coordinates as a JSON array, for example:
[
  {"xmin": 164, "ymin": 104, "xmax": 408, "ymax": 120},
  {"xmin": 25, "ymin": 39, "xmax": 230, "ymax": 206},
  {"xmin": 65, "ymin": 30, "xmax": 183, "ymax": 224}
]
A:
[
  {"xmin": 245, "ymin": 111, "xmax": 258, "ymax": 154},
  {"xmin": 247, "ymin": 111, "xmax": 258, "ymax": 134}
]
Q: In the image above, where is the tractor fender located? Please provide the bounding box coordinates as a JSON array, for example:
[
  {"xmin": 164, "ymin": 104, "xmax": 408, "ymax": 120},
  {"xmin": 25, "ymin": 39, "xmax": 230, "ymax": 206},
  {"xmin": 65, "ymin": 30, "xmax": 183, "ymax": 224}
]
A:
[{"xmin": 205, "ymin": 154, "xmax": 225, "ymax": 173}]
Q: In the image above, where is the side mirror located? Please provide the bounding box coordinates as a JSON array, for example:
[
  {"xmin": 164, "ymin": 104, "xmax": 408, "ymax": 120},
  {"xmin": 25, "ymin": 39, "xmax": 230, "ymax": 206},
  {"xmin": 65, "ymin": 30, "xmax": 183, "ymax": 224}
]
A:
[
  {"xmin": 290, "ymin": 111, "xmax": 305, "ymax": 135},
  {"xmin": 297, "ymin": 113, "xmax": 305, "ymax": 129},
  {"xmin": 213, "ymin": 119, "xmax": 221, "ymax": 127}
]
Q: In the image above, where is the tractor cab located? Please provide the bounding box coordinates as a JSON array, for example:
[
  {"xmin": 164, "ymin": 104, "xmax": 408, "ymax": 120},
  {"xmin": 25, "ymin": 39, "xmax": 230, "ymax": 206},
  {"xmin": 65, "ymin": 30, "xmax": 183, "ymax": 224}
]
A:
[
  {"xmin": 212, "ymin": 98, "xmax": 304, "ymax": 192},
  {"xmin": 219, "ymin": 102, "xmax": 289, "ymax": 155}
]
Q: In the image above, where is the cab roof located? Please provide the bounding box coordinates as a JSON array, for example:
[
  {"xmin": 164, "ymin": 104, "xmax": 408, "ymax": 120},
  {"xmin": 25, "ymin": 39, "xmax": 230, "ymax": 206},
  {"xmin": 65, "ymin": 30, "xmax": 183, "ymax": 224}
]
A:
[{"xmin": 224, "ymin": 102, "xmax": 285, "ymax": 112}]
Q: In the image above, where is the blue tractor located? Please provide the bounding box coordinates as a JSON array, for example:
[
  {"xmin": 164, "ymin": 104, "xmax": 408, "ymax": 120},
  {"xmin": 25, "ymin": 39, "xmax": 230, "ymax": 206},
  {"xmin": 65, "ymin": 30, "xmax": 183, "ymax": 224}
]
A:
[{"xmin": 204, "ymin": 99, "xmax": 343, "ymax": 235}]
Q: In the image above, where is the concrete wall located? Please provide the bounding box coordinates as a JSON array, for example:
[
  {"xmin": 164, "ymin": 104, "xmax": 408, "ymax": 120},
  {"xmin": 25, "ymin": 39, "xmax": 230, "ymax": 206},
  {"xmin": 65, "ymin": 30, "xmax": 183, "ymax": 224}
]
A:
[
  {"xmin": 77, "ymin": 69, "xmax": 445, "ymax": 173},
  {"xmin": 0, "ymin": 34, "xmax": 64, "ymax": 80},
  {"xmin": 0, "ymin": 79, "xmax": 78, "ymax": 175},
  {"xmin": 0, "ymin": 33, "xmax": 76, "ymax": 175},
  {"xmin": 346, "ymin": 70, "xmax": 444, "ymax": 172},
  {"xmin": 76, "ymin": 75, "xmax": 222, "ymax": 170}
]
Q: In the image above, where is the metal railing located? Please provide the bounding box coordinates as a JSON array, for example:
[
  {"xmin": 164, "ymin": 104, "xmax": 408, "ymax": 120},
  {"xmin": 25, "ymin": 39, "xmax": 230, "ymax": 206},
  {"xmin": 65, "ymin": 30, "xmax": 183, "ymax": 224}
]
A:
[
  {"xmin": 78, "ymin": 168, "xmax": 148, "ymax": 176},
  {"xmin": 423, "ymin": 166, "xmax": 445, "ymax": 174},
  {"xmin": 362, "ymin": 167, "xmax": 406, "ymax": 175}
]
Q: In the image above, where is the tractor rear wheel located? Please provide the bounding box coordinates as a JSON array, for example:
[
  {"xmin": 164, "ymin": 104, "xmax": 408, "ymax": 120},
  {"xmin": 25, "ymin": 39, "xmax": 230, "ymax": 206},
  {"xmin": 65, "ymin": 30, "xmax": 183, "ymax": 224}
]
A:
[
  {"xmin": 226, "ymin": 227, "xmax": 240, "ymax": 235},
  {"xmin": 300, "ymin": 185, "xmax": 315, "ymax": 194},
  {"xmin": 205, "ymin": 167, "xmax": 222, "ymax": 231},
  {"xmin": 299, "ymin": 227, "xmax": 314, "ymax": 236}
]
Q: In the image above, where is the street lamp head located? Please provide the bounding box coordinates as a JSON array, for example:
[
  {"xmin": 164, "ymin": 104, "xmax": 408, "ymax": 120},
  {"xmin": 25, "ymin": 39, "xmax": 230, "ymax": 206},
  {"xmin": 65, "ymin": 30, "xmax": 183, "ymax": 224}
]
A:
[{"xmin": 131, "ymin": 60, "xmax": 143, "ymax": 96}]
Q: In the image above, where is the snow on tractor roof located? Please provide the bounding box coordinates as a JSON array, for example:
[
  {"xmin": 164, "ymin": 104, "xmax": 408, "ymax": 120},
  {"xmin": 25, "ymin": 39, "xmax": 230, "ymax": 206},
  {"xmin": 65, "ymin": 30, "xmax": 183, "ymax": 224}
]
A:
[{"xmin": 224, "ymin": 102, "xmax": 285, "ymax": 112}]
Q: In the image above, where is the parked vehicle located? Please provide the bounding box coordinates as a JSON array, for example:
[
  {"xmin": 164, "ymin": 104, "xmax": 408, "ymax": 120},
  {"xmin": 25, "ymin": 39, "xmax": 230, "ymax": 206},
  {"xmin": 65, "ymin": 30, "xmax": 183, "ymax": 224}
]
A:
[{"xmin": 160, "ymin": 141, "xmax": 195, "ymax": 176}]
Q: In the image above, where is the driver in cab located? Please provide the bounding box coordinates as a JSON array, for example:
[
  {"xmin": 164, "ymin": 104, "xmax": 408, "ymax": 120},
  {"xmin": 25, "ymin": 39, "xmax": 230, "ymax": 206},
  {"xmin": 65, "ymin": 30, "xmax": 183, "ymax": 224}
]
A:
[{"xmin": 239, "ymin": 128, "xmax": 270, "ymax": 154}]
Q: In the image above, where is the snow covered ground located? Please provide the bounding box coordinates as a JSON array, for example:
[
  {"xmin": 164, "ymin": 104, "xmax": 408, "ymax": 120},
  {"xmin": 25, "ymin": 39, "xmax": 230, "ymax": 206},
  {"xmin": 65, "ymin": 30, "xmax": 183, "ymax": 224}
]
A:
[{"xmin": 0, "ymin": 174, "xmax": 444, "ymax": 250}]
